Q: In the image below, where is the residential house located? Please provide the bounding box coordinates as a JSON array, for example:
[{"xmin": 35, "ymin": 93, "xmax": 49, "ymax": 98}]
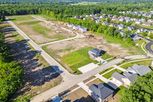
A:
[
  {"xmin": 102, "ymin": 21, "xmax": 109, "ymax": 26},
  {"xmin": 123, "ymin": 72, "xmax": 138, "ymax": 85},
  {"xmin": 119, "ymin": 17, "xmax": 124, "ymax": 22},
  {"xmin": 111, "ymin": 72, "xmax": 126, "ymax": 87},
  {"xmin": 72, "ymin": 25, "xmax": 79, "ymax": 30},
  {"xmin": 128, "ymin": 26, "xmax": 135, "ymax": 31},
  {"xmin": 51, "ymin": 96, "xmax": 62, "ymax": 102},
  {"xmin": 127, "ymin": 64, "xmax": 152, "ymax": 76},
  {"xmin": 135, "ymin": 19, "xmax": 141, "ymax": 24},
  {"xmin": 89, "ymin": 83, "xmax": 114, "ymax": 102},
  {"xmin": 119, "ymin": 30, "xmax": 126, "ymax": 37},
  {"xmin": 111, "ymin": 72, "xmax": 137, "ymax": 87},
  {"xmin": 67, "ymin": 23, "xmax": 74, "ymax": 28},
  {"xmin": 79, "ymin": 27, "xmax": 87, "ymax": 33},
  {"xmin": 130, "ymin": 34, "xmax": 141, "ymax": 41},
  {"xmin": 88, "ymin": 48, "xmax": 105, "ymax": 59},
  {"xmin": 118, "ymin": 24, "xmax": 124, "ymax": 30}
]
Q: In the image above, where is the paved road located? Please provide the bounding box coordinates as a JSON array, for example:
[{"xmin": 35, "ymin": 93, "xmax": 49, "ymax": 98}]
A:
[
  {"xmin": 124, "ymin": 55, "xmax": 149, "ymax": 60},
  {"xmin": 146, "ymin": 41, "xmax": 153, "ymax": 54},
  {"xmin": 40, "ymin": 34, "xmax": 85, "ymax": 47},
  {"xmin": 31, "ymin": 58, "xmax": 124, "ymax": 102},
  {"xmin": 138, "ymin": 35, "xmax": 153, "ymax": 55},
  {"xmin": 7, "ymin": 20, "xmax": 125, "ymax": 102}
]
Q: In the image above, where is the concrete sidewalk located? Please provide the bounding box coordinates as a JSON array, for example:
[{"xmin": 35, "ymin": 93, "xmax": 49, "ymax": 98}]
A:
[{"xmin": 78, "ymin": 82, "xmax": 92, "ymax": 95}]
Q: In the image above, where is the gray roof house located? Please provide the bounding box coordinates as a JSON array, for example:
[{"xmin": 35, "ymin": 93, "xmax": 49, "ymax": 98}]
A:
[
  {"xmin": 129, "ymin": 64, "xmax": 152, "ymax": 76},
  {"xmin": 111, "ymin": 72, "xmax": 125, "ymax": 85},
  {"xmin": 130, "ymin": 34, "xmax": 141, "ymax": 41},
  {"xmin": 89, "ymin": 83, "xmax": 114, "ymax": 102},
  {"xmin": 88, "ymin": 48, "xmax": 105, "ymax": 58},
  {"xmin": 111, "ymin": 72, "xmax": 136, "ymax": 87},
  {"xmin": 123, "ymin": 72, "xmax": 138, "ymax": 84}
]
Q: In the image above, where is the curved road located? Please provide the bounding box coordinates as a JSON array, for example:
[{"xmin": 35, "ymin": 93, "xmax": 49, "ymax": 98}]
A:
[
  {"xmin": 146, "ymin": 41, "xmax": 153, "ymax": 54},
  {"xmin": 138, "ymin": 35, "xmax": 153, "ymax": 55}
]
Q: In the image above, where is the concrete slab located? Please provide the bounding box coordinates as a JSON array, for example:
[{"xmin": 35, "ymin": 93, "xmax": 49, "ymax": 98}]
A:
[
  {"xmin": 113, "ymin": 65, "xmax": 127, "ymax": 72},
  {"xmin": 78, "ymin": 82, "xmax": 92, "ymax": 95},
  {"xmin": 79, "ymin": 63, "xmax": 99, "ymax": 73}
]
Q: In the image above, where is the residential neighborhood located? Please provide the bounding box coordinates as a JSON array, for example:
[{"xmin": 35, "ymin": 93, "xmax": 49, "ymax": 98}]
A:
[{"xmin": 1, "ymin": 1, "xmax": 153, "ymax": 102}]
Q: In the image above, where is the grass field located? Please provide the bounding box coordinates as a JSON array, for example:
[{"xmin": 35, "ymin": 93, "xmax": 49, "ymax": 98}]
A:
[
  {"xmin": 120, "ymin": 59, "xmax": 152, "ymax": 69},
  {"xmin": 9, "ymin": 15, "xmax": 34, "ymax": 22},
  {"xmin": 61, "ymin": 47, "xmax": 96, "ymax": 74},
  {"xmin": 102, "ymin": 53, "xmax": 113, "ymax": 60},
  {"xmin": 102, "ymin": 69, "xmax": 122, "ymax": 79},
  {"xmin": 100, "ymin": 67, "xmax": 113, "ymax": 75}
]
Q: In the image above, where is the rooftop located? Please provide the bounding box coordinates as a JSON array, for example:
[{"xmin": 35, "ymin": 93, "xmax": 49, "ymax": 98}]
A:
[{"xmin": 89, "ymin": 83, "xmax": 114, "ymax": 99}]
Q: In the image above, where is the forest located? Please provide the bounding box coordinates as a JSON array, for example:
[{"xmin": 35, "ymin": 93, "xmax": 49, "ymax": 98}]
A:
[{"xmin": 0, "ymin": 24, "xmax": 23, "ymax": 102}]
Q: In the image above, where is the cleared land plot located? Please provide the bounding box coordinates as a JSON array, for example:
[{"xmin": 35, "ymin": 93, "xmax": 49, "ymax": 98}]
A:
[
  {"xmin": 43, "ymin": 36, "xmax": 128, "ymax": 58},
  {"xmin": 43, "ymin": 36, "xmax": 128, "ymax": 73},
  {"xmin": 120, "ymin": 59, "xmax": 152, "ymax": 69},
  {"xmin": 63, "ymin": 88, "xmax": 94, "ymax": 102},
  {"xmin": 8, "ymin": 15, "xmax": 75, "ymax": 44},
  {"xmin": 3, "ymin": 26, "xmax": 62, "ymax": 99},
  {"xmin": 102, "ymin": 53, "xmax": 113, "ymax": 60},
  {"xmin": 86, "ymin": 79, "xmax": 103, "ymax": 87},
  {"xmin": 8, "ymin": 15, "xmax": 35, "ymax": 23}
]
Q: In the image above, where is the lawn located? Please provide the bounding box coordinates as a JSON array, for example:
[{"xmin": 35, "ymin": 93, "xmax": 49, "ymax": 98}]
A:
[
  {"xmin": 61, "ymin": 47, "xmax": 96, "ymax": 74},
  {"xmin": 31, "ymin": 22, "xmax": 51, "ymax": 37},
  {"xmin": 8, "ymin": 15, "xmax": 34, "ymax": 22},
  {"xmin": 102, "ymin": 53, "xmax": 113, "ymax": 60},
  {"xmin": 102, "ymin": 69, "xmax": 122, "ymax": 79},
  {"xmin": 117, "ymin": 86, "xmax": 127, "ymax": 96},
  {"xmin": 120, "ymin": 59, "xmax": 152, "ymax": 69},
  {"xmin": 100, "ymin": 67, "xmax": 113, "ymax": 75}
]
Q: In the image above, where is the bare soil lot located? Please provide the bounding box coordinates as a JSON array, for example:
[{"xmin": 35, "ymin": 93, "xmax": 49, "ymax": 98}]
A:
[
  {"xmin": 43, "ymin": 35, "xmax": 128, "ymax": 73},
  {"xmin": 63, "ymin": 88, "xmax": 94, "ymax": 102},
  {"xmin": 8, "ymin": 15, "xmax": 75, "ymax": 44},
  {"xmin": 3, "ymin": 26, "xmax": 62, "ymax": 99},
  {"xmin": 86, "ymin": 79, "xmax": 103, "ymax": 87},
  {"xmin": 44, "ymin": 36, "xmax": 128, "ymax": 59}
]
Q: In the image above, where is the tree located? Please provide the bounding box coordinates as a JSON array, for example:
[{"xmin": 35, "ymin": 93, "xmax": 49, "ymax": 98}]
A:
[
  {"xmin": 0, "ymin": 32, "xmax": 23, "ymax": 102},
  {"xmin": 121, "ymin": 71, "xmax": 153, "ymax": 102}
]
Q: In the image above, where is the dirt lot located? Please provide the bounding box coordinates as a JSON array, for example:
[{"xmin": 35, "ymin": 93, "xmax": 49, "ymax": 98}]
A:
[
  {"xmin": 44, "ymin": 35, "xmax": 129, "ymax": 59},
  {"xmin": 63, "ymin": 88, "xmax": 94, "ymax": 102},
  {"xmin": 3, "ymin": 26, "xmax": 62, "ymax": 98},
  {"xmin": 8, "ymin": 15, "xmax": 76, "ymax": 44},
  {"xmin": 86, "ymin": 79, "xmax": 103, "ymax": 87}
]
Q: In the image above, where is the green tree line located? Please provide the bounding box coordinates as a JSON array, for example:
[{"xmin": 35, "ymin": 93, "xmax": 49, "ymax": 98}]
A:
[
  {"xmin": 0, "ymin": 26, "xmax": 23, "ymax": 102},
  {"xmin": 121, "ymin": 71, "xmax": 153, "ymax": 102}
]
